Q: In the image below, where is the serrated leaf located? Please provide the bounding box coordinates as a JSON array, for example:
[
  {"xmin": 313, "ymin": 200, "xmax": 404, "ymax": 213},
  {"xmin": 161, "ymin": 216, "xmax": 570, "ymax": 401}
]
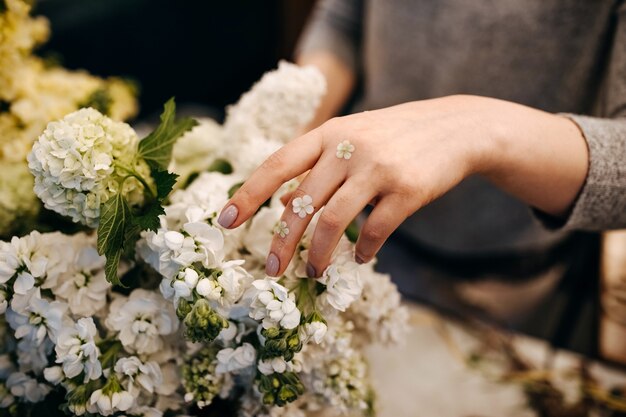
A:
[
  {"xmin": 104, "ymin": 248, "xmax": 124, "ymax": 287},
  {"xmin": 133, "ymin": 202, "xmax": 165, "ymax": 232},
  {"xmin": 138, "ymin": 98, "xmax": 198, "ymax": 170},
  {"xmin": 97, "ymin": 193, "xmax": 130, "ymax": 255},
  {"xmin": 152, "ymin": 168, "xmax": 178, "ymax": 199}
]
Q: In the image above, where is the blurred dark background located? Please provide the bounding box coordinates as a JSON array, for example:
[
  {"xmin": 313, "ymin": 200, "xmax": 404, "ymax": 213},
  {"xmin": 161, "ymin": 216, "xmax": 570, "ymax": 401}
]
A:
[{"xmin": 34, "ymin": 0, "xmax": 316, "ymax": 120}]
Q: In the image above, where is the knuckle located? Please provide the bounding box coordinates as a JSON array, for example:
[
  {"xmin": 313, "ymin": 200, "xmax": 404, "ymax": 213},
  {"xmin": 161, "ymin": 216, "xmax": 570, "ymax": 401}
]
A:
[
  {"xmin": 261, "ymin": 151, "xmax": 285, "ymax": 172},
  {"xmin": 318, "ymin": 210, "xmax": 342, "ymax": 232}
]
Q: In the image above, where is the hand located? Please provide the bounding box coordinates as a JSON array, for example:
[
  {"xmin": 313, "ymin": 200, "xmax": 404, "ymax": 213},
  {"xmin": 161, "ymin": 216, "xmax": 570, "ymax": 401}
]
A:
[{"xmin": 217, "ymin": 95, "xmax": 588, "ymax": 277}]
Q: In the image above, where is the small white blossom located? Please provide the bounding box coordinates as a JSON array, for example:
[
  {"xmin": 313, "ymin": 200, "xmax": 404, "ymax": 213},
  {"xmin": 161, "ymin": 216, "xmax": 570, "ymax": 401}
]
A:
[
  {"xmin": 257, "ymin": 357, "xmax": 289, "ymax": 375},
  {"xmin": 43, "ymin": 366, "xmax": 64, "ymax": 385},
  {"xmin": 335, "ymin": 140, "xmax": 355, "ymax": 160},
  {"xmin": 249, "ymin": 279, "xmax": 301, "ymax": 330},
  {"xmin": 291, "ymin": 195, "xmax": 314, "ymax": 219},
  {"xmin": 273, "ymin": 221, "xmax": 290, "ymax": 238},
  {"xmin": 105, "ymin": 289, "xmax": 178, "ymax": 355},
  {"xmin": 114, "ymin": 356, "xmax": 163, "ymax": 395},
  {"xmin": 317, "ymin": 260, "xmax": 362, "ymax": 312},
  {"xmin": 6, "ymin": 372, "xmax": 51, "ymax": 403},
  {"xmin": 304, "ymin": 321, "xmax": 327, "ymax": 344},
  {"xmin": 215, "ymin": 343, "xmax": 256, "ymax": 374},
  {"xmin": 55, "ymin": 317, "xmax": 102, "ymax": 382},
  {"xmin": 90, "ymin": 388, "xmax": 135, "ymax": 416}
]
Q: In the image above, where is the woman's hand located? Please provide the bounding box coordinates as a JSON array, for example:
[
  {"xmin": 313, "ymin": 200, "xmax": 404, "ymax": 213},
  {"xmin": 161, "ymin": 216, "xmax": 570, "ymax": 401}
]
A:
[{"xmin": 217, "ymin": 95, "xmax": 588, "ymax": 278}]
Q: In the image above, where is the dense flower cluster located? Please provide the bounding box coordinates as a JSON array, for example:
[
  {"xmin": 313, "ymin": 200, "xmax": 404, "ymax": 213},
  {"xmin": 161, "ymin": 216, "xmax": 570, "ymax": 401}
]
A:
[
  {"xmin": 28, "ymin": 108, "xmax": 151, "ymax": 227},
  {"xmin": 0, "ymin": 0, "xmax": 137, "ymax": 236},
  {"xmin": 2, "ymin": 60, "xmax": 409, "ymax": 417}
]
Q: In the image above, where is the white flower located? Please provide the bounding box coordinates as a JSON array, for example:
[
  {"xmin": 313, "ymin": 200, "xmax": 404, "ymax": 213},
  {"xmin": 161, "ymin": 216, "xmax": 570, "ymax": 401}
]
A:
[
  {"xmin": 27, "ymin": 108, "xmax": 148, "ymax": 227},
  {"xmin": 43, "ymin": 366, "xmax": 64, "ymax": 385},
  {"xmin": 8, "ymin": 297, "xmax": 68, "ymax": 346},
  {"xmin": 105, "ymin": 289, "xmax": 178, "ymax": 355},
  {"xmin": 335, "ymin": 140, "xmax": 355, "ymax": 160},
  {"xmin": 215, "ymin": 343, "xmax": 256, "ymax": 374},
  {"xmin": 196, "ymin": 277, "xmax": 222, "ymax": 301},
  {"xmin": 6, "ymin": 372, "xmax": 51, "ymax": 403},
  {"xmin": 304, "ymin": 321, "xmax": 327, "ymax": 344},
  {"xmin": 257, "ymin": 357, "xmax": 289, "ymax": 375},
  {"xmin": 90, "ymin": 388, "xmax": 135, "ymax": 416},
  {"xmin": 53, "ymin": 245, "xmax": 109, "ymax": 316},
  {"xmin": 292, "ymin": 195, "xmax": 314, "ymax": 219},
  {"xmin": 273, "ymin": 221, "xmax": 290, "ymax": 238},
  {"xmin": 317, "ymin": 261, "xmax": 362, "ymax": 312},
  {"xmin": 114, "ymin": 356, "xmax": 163, "ymax": 395},
  {"xmin": 249, "ymin": 279, "xmax": 301, "ymax": 330},
  {"xmin": 55, "ymin": 317, "xmax": 102, "ymax": 382}
]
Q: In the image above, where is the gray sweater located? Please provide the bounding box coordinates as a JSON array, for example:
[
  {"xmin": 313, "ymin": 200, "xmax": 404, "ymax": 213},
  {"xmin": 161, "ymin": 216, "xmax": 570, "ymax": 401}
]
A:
[{"xmin": 298, "ymin": 0, "xmax": 626, "ymax": 254}]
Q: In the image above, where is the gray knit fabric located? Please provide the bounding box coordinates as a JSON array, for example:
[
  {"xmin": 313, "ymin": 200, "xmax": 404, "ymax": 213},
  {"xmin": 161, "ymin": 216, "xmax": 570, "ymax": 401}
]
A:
[{"xmin": 297, "ymin": 0, "xmax": 626, "ymax": 253}]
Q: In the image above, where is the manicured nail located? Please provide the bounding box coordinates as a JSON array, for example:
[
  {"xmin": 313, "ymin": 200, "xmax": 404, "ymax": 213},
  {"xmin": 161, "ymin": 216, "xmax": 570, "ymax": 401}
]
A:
[
  {"xmin": 306, "ymin": 262, "xmax": 317, "ymax": 278},
  {"xmin": 217, "ymin": 205, "xmax": 238, "ymax": 228},
  {"xmin": 266, "ymin": 253, "xmax": 280, "ymax": 276},
  {"xmin": 355, "ymin": 254, "xmax": 366, "ymax": 264}
]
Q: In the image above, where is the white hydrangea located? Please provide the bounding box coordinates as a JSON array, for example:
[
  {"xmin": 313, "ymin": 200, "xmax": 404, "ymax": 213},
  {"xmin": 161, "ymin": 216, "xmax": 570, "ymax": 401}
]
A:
[
  {"xmin": 249, "ymin": 279, "xmax": 301, "ymax": 330},
  {"xmin": 54, "ymin": 317, "xmax": 102, "ymax": 382},
  {"xmin": 27, "ymin": 108, "xmax": 150, "ymax": 227},
  {"xmin": 224, "ymin": 61, "xmax": 326, "ymax": 144},
  {"xmin": 105, "ymin": 289, "xmax": 178, "ymax": 355}
]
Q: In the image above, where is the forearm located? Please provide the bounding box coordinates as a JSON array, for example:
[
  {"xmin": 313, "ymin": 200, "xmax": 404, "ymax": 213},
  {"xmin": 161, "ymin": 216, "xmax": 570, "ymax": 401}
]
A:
[
  {"xmin": 474, "ymin": 97, "xmax": 589, "ymax": 217},
  {"xmin": 297, "ymin": 51, "xmax": 356, "ymax": 130}
]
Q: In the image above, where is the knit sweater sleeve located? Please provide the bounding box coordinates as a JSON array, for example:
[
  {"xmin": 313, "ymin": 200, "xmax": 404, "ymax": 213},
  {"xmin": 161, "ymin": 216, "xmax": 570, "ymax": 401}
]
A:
[{"xmin": 534, "ymin": 2, "xmax": 626, "ymax": 231}]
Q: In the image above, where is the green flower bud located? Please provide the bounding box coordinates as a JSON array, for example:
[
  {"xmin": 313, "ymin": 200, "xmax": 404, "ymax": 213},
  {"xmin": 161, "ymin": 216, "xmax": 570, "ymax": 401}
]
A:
[
  {"xmin": 176, "ymin": 298, "xmax": 192, "ymax": 320},
  {"xmin": 183, "ymin": 298, "xmax": 228, "ymax": 343}
]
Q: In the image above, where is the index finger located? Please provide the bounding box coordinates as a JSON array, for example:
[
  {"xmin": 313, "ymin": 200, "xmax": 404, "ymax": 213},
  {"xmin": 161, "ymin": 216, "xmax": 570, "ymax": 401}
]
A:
[{"xmin": 217, "ymin": 129, "xmax": 323, "ymax": 229}]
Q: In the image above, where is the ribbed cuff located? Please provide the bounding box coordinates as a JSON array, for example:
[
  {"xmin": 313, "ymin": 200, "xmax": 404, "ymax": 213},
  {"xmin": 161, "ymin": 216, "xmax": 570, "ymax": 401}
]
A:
[{"xmin": 534, "ymin": 114, "xmax": 626, "ymax": 231}]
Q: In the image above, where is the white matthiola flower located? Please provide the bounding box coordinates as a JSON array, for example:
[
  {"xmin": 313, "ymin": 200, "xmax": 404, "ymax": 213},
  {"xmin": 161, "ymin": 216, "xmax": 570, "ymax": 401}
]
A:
[
  {"xmin": 105, "ymin": 289, "xmax": 178, "ymax": 355},
  {"xmin": 55, "ymin": 317, "xmax": 102, "ymax": 382},
  {"xmin": 7, "ymin": 297, "xmax": 68, "ymax": 345},
  {"xmin": 53, "ymin": 245, "xmax": 109, "ymax": 316},
  {"xmin": 215, "ymin": 343, "xmax": 256, "ymax": 374},
  {"xmin": 317, "ymin": 260, "xmax": 362, "ymax": 312},
  {"xmin": 291, "ymin": 195, "xmax": 314, "ymax": 219},
  {"xmin": 257, "ymin": 357, "xmax": 289, "ymax": 375},
  {"xmin": 249, "ymin": 279, "xmax": 301, "ymax": 330},
  {"xmin": 273, "ymin": 221, "xmax": 290, "ymax": 238},
  {"xmin": 114, "ymin": 356, "xmax": 163, "ymax": 395},
  {"xmin": 6, "ymin": 372, "xmax": 51, "ymax": 403},
  {"xmin": 304, "ymin": 321, "xmax": 328, "ymax": 344},
  {"xmin": 217, "ymin": 260, "xmax": 252, "ymax": 305},
  {"xmin": 196, "ymin": 277, "xmax": 222, "ymax": 301},
  {"xmin": 43, "ymin": 366, "xmax": 64, "ymax": 385},
  {"xmin": 335, "ymin": 140, "xmax": 355, "ymax": 160},
  {"xmin": 28, "ymin": 108, "xmax": 150, "ymax": 227},
  {"xmin": 90, "ymin": 388, "xmax": 134, "ymax": 416}
]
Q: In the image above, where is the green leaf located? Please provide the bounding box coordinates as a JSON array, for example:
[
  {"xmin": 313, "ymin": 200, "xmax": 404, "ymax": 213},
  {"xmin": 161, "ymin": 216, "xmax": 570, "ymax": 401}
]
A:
[
  {"xmin": 152, "ymin": 168, "xmax": 179, "ymax": 199},
  {"xmin": 97, "ymin": 193, "xmax": 131, "ymax": 285},
  {"xmin": 104, "ymin": 248, "xmax": 124, "ymax": 287},
  {"xmin": 133, "ymin": 202, "xmax": 165, "ymax": 232},
  {"xmin": 138, "ymin": 98, "xmax": 198, "ymax": 170},
  {"xmin": 97, "ymin": 193, "xmax": 130, "ymax": 255}
]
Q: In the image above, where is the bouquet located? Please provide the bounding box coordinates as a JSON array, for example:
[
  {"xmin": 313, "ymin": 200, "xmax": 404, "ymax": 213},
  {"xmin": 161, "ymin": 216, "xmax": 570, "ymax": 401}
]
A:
[{"xmin": 0, "ymin": 5, "xmax": 409, "ymax": 415}]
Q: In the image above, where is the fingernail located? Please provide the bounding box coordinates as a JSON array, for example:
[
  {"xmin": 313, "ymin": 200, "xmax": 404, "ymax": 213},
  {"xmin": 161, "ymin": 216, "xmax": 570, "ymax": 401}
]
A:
[
  {"xmin": 355, "ymin": 254, "xmax": 366, "ymax": 264},
  {"xmin": 266, "ymin": 253, "xmax": 280, "ymax": 276},
  {"xmin": 217, "ymin": 205, "xmax": 238, "ymax": 228},
  {"xmin": 306, "ymin": 262, "xmax": 317, "ymax": 278}
]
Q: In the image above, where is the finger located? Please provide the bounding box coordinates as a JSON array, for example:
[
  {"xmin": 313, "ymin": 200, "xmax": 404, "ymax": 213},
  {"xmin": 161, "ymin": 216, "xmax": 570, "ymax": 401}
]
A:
[
  {"xmin": 217, "ymin": 130, "xmax": 323, "ymax": 229},
  {"xmin": 306, "ymin": 177, "xmax": 377, "ymax": 277},
  {"xmin": 280, "ymin": 191, "xmax": 294, "ymax": 206},
  {"xmin": 354, "ymin": 196, "xmax": 409, "ymax": 264},
  {"xmin": 265, "ymin": 156, "xmax": 346, "ymax": 277}
]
